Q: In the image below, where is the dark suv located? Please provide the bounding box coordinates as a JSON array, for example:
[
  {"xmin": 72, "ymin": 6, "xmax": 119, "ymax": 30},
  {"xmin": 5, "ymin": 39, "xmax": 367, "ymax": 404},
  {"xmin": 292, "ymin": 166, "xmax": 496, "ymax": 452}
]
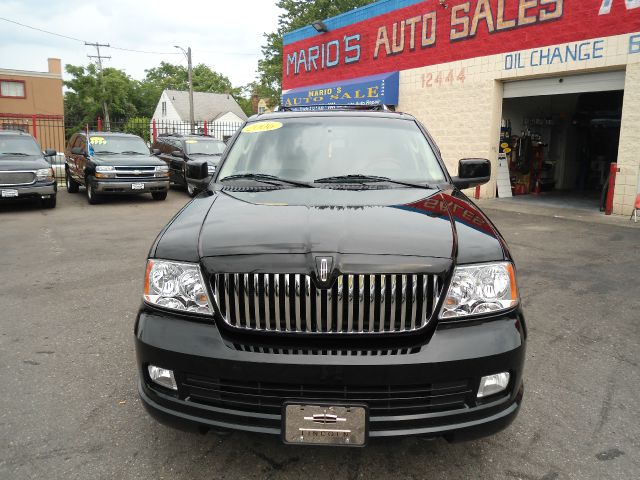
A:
[
  {"xmin": 135, "ymin": 108, "xmax": 526, "ymax": 446},
  {"xmin": 65, "ymin": 131, "xmax": 169, "ymax": 204},
  {"xmin": 0, "ymin": 130, "xmax": 57, "ymax": 208},
  {"xmin": 152, "ymin": 134, "xmax": 225, "ymax": 196}
]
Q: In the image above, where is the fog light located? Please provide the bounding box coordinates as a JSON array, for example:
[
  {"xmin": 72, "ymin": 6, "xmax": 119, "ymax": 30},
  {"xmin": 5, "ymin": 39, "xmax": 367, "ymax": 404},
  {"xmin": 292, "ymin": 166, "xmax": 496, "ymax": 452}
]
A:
[
  {"xmin": 148, "ymin": 365, "xmax": 177, "ymax": 390},
  {"xmin": 477, "ymin": 372, "xmax": 510, "ymax": 398}
]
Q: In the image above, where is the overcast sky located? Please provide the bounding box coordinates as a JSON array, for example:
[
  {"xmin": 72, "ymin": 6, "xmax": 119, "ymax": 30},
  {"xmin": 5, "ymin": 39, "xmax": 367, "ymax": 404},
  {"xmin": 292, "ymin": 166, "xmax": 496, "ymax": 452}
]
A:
[{"xmin": 0, "ymin": 0, "xmax": 282, "ymax": 87}]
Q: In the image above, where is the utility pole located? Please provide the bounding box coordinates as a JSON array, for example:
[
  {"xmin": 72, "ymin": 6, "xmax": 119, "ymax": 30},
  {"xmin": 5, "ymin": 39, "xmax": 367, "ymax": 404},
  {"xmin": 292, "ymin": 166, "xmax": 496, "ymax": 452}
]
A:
[
  {"xmin": 86, "ymin": 42, "xmax": 111, "ymax": 131},
  {"xmin": 175, "ymin": 46, "xmax": 195, "ymax": 134}
]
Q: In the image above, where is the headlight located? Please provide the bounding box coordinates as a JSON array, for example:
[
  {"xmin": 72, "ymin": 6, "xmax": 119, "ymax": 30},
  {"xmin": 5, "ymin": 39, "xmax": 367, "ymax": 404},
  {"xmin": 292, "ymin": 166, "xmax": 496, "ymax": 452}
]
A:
[
  {"xmin": 155, "ymin": 165, "xmax": 169, "ymax": 177},
  {"xmin": 36, "ymin": 168, "xmax": 54, "ymax": 182},
  {"xmin": 440, "ymin": 262, "xmax": 518, "ymax": 319},
  {"xmin": 95, "ymin": 165, "xmax": 115, "ymax": 179},
  {"xmin": 207, "ymin": 165, "xmax": 216, "ymax": 174},
  {"xmin": 143, "ymin": 259, "xmax": 212, "ymax": 315}
]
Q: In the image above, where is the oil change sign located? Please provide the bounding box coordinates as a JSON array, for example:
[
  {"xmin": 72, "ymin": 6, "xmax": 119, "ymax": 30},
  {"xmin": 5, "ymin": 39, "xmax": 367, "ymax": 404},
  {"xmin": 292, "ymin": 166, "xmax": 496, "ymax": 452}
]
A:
[{"xmin": 282, "ymin": 0, "xmax": 640, "ymax": 90}]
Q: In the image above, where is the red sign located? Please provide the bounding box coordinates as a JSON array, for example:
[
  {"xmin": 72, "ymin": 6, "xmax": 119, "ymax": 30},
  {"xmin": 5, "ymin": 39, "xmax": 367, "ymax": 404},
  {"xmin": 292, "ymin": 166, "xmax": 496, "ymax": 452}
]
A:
[{"xmin": 282, "ymin": 0, "xmax": 640, "ymax": 90}]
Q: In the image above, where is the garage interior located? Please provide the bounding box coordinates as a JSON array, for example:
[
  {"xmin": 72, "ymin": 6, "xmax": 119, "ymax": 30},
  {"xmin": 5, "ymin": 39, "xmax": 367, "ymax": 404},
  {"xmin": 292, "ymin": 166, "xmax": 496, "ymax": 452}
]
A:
[{"xmin": 498, "ymin": 73, "xmax": 624, "ymax": 212}]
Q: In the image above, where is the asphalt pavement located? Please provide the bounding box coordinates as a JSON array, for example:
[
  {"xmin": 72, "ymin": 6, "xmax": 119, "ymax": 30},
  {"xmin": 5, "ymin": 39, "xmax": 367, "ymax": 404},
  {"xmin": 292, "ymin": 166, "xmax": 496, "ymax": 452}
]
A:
[{"xmin": 1, "ymin": 189, "xmax": 638, "ymax": 480}]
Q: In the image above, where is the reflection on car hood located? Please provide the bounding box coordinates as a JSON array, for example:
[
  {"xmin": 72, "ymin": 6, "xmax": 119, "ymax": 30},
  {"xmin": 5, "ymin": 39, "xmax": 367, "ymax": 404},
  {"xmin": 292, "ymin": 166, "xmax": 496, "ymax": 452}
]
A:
[
  {"xmin": 152, "ymin": 187, "xmax": 507, "ymax": 265},
  {"xmin": 0, "ymin": 154, "xmax": 49, "ymax": 171},
  {"xmin": 188, "ymin": 154, "xmax": 221, "ymax": 166}
]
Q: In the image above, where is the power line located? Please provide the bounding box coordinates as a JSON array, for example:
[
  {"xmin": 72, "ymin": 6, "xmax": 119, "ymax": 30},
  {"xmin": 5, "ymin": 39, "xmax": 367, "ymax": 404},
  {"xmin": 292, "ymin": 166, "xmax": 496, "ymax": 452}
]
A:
[
  {"xmin": 0, "ymin": 16, "xmax": 261, "ymax": 57},
  {"xmin": 0, "ymin": 16, "xmax": 84, "ymax": 43}
]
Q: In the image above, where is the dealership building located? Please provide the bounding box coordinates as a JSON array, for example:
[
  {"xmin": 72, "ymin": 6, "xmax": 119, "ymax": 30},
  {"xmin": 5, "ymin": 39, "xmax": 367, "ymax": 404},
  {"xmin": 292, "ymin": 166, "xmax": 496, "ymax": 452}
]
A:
[{"xmin": 282, "ymin": 0, "xmax": 640, "ymax": 215}]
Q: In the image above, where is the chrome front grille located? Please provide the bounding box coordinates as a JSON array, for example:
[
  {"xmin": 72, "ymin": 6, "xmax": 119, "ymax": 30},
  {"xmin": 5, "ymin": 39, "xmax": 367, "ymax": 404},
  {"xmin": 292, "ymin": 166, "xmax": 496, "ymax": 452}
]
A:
[
  {"xmin": 0, "ymin": 171, "xmax": 36, "ymax": 186},
  {"xmin": 114, "ymin": 166, "xmax": 157, "ymax": 179},
  {"xmin": 212, "ymin": 273, "xmax": 442, "ymax": 334}
]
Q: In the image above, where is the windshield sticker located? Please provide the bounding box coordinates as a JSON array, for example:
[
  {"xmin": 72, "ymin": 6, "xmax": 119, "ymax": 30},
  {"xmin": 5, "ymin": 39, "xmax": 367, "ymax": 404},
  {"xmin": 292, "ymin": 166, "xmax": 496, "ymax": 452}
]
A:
[
  {"xmin": 242, "ymin": 122, "xmax": 283, "ymax": 133},
  {"xmin": 185, "ymin": 140, "xmax": 198, "ymax": 144},
  {"xmin": 90, "ymin": 136, "xmax": 106, "ymax": 145}
]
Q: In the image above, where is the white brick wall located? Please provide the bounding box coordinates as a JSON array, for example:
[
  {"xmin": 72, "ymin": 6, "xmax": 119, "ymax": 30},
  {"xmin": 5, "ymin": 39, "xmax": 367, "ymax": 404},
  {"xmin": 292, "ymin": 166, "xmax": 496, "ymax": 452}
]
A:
[{"xmin": 398, "ymin": 32, "xmax": 640, "ymax": 214}]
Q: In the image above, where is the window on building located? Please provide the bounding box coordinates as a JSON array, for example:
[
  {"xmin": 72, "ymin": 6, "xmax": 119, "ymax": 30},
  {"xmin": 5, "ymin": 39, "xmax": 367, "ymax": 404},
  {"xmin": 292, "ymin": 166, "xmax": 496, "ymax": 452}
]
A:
[
  {"xmin": 258, "ymin": 106, "xmax": 266, "ymax": 114},
  {"xmin": 0, "ymin": 80, "xmax": 26, "ymax": 98},
  {"xmin": 161, "ymin": 101, "xmax": 167, "ymax": 116}
]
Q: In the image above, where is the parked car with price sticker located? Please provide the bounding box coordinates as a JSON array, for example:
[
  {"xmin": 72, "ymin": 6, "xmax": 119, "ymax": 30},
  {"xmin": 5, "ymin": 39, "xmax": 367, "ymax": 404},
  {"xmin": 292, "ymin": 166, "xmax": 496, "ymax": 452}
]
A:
[
  {"xmin": 135, "ymin": 106, "xmax": 526, "ymax": 446},
  {"xmin": 64, "ymin": 131, "xmax": 169, "ymax": 204},
  {"xmin": 151, "ymin": 133, "xmax": 226, "ymax": 196},
  {"xmin": 0, "ymin": 130, "xmax": 57, "ymax": 208}
]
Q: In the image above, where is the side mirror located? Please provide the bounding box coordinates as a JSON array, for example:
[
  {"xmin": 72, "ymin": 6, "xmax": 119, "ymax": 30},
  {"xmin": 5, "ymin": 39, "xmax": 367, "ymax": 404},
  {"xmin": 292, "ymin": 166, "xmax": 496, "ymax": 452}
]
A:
[
  {"xmin": 152, "ymin": 148, "xmax": 161, "ymax": 156},
  {"xmin": 71, "ymin": 147, "xmax": 87, "ymax": 156},
  {"xmin": 171, "ymin": 150, "xmax": 185, "ymax": 159},
  {"xmin": 451, "ymin": 158, "xmax": 491, "ymax": 190},
  {"xmin": 44, "ymin": 149, "xmax": 56, "ymax": 157},
  {"xmin": 185, "ymin": 160, "xmax": 209, "ymax": 190}
]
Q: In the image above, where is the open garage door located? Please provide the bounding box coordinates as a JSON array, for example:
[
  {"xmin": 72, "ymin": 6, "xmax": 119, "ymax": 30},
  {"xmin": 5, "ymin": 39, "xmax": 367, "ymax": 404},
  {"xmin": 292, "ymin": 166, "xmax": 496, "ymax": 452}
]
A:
[
  {"xmin": 499, "ymin": 72, "xmax": 625, "ymax": 212},
  {"xmin": 503, "ymin": 71, "xmax": 626, "ymax": 99}
]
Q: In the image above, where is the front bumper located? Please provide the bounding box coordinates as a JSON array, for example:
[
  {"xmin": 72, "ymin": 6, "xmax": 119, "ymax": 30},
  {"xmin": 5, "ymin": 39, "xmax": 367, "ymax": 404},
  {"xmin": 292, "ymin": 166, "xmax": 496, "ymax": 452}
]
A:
[
  {"xmin": 92, "ymin": 178, "xmax": 169, "ymax": 194},
  {"xmin": 0, "ymin": 182, "xmax": 56, "ymax": 200},
  {"xmin": 135, "ymin": 308, "xmax": 526, "ymax": 442}
]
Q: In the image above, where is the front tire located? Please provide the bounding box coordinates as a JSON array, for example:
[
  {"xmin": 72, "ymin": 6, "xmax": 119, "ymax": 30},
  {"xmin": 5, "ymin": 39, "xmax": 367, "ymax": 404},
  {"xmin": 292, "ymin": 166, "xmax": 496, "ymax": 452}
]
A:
[
  {"xmin": 42, "ymin": 196, "xmax": 56, "ymax": 209},
  {"xmin": 66, "ymin": 169, "xmax": 79, "ymax": 193},
  {"xmin": 152, "ymin": 191, "xmax": 167, "ymax": 201},
  {"xmin": 86, "ymin": 178, "xmax": 100, "ymax": 204}
]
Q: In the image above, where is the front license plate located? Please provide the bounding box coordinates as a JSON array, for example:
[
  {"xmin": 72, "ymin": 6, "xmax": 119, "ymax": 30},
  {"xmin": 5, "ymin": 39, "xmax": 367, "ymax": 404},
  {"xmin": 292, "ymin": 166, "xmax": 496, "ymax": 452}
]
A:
[
  {"xmin": 283, "ymin": 404, "xmax": 367, "ymax": 446},
  {"xmin": 1, "ymin": 189, "xmax": 19, "ymax": 198},
  {"xmin": 131, "ymin": 183, "xmax": 145, "ymax": 190}
]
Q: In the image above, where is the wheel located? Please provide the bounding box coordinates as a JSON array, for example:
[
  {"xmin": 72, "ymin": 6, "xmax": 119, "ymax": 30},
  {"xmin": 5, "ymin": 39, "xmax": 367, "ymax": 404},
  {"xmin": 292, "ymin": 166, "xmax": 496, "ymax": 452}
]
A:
[
  {"xmin": 187, "ymin": 183, "xmax": 197, "ymax": 197},
  {"xmin": 152, "ymin": 191, "xmax": 168, "ymax": 201},
  {"xmin": 66, "ymin": 169, "xmax": 79, "ymax": 193},
  {"xmin": 86, "ymin": 178, "xmax": 100, "ymax": 204},
  {"xmin": 42, "ymin": 196, "xmax": 56, "ymax": 209}
]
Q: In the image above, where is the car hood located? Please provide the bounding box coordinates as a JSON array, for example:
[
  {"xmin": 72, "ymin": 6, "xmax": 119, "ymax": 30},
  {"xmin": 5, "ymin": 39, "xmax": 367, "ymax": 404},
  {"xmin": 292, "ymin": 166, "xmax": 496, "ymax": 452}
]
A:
[
  {"xmin": 152, "ymin": 187, "xmax": 507, "ymax": 267},
  {"xmin": 93, "ymin": 154, "xmax": 165, "ymax": 166},
  {"xmin": 0, "ymin": 154, "xmax": 49, "ymax": 170}
]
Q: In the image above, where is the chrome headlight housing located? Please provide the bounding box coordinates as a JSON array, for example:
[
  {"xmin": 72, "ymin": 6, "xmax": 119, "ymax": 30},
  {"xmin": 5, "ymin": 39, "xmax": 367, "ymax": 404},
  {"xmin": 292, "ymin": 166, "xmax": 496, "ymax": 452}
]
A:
[
  {"xmin": 440, "ymin": 262, "xmax": 518, "ymax": 319},
  {"xmin": 143, "ymin": 259, "xmax": 212, "ymax": 315},
  {"xmin": 207, "ymin": 165, "xmax": 216, "ymax": 175},
  {"xmin": 155, "ymin": 165, "xmax": 169, "ymax": 177},
  {"xmin": 36, "ymin": 168, "xmax": 55, "ymax": 182},
  {"xmin": 95, "ymin": 165, "xmax": 116, "ymax": 178}
]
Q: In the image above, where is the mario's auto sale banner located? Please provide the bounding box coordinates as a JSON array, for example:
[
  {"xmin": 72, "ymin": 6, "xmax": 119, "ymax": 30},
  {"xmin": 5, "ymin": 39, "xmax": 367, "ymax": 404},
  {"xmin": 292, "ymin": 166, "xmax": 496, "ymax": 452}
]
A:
[{"xmin": 282, "ymin": 0, "xmax": 640, "ymax": 89}]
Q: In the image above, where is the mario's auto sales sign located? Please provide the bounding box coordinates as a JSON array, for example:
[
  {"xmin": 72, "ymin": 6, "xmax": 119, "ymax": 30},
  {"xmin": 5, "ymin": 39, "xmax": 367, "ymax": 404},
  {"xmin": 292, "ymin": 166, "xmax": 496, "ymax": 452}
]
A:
[{"xmin": 282, "ymin": 0, "xmax": 640, "ymax": 90}]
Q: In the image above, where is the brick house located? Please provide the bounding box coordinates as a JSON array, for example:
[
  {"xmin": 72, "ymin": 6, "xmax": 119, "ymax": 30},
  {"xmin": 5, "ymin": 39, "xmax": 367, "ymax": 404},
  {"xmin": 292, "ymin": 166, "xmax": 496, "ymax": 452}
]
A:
[{"xmin": 0, "ymin": 58, "xmax": 65, "ymax": 152}]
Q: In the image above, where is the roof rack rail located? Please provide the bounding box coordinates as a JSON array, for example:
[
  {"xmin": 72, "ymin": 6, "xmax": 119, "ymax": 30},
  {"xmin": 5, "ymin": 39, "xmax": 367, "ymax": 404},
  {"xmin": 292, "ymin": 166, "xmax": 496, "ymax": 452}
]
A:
[{"xmin": 273, "ymin": 104, "xmax": 395, "ymax": 112}]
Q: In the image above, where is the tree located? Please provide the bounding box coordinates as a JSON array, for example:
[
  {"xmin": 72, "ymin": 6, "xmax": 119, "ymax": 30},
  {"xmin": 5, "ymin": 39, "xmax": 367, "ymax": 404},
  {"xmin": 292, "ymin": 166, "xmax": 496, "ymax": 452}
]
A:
[
  {"xmin": 256, "ymin": 0, "xmax": 373, "ymax": 105},
  {"xmin": 64, "ymin": 64, "xmax": 140, "ymax": 134}
]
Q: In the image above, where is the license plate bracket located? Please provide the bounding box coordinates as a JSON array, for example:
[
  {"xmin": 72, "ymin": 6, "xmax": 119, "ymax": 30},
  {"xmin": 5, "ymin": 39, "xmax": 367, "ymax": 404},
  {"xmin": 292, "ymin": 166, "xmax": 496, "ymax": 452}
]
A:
[
  {"xmin": 131, "ymin": 183, "xmax": 145, "ymax": 190},
  {"xmin": 282, "ymin": 403, "xmax": 368, "ymax": 446},
  {"xmin": 1, "ymin": 189, "xmax": 19, "ymax": 198}
]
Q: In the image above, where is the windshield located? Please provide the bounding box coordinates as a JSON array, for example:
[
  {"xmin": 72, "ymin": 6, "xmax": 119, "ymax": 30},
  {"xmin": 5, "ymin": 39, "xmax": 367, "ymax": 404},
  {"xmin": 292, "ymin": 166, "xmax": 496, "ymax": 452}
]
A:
[
  {"xmin": 0, "ymin": 136, "xmax": 42, "ymax": 156},
  {"xmin": 185, "ymin": 139, "xmax": 225, "ymax": 155},
  {"xmin": 217, "ymin": 117, "xmax": 446, "ymax": 184},
  {"xmin": 90, "ymin": 135, "xmax": 149, "ymax": 154}
]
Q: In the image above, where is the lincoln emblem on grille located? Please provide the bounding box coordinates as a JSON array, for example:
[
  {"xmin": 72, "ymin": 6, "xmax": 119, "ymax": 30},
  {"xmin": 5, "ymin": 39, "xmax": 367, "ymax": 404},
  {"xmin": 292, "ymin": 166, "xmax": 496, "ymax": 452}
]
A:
[
  {"xmin": 315, "ymin": 256, "xmax": 333, "ymax": 286},
  {"xmin": 320, "ymin": 259, "xmax": 328, "ymax": 281}
]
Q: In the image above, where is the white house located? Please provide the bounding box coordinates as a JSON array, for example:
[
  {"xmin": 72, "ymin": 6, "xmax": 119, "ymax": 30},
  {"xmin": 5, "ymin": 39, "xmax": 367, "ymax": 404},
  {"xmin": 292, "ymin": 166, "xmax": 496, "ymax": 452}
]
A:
[{"xmin": 151, "ymin": 89, "xmax": 247, "ymax": 140}]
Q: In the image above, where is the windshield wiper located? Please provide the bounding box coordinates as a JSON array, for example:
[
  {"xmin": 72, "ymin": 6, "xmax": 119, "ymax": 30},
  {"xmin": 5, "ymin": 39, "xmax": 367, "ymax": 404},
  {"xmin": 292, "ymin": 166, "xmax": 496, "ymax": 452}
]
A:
[
  {"xmin": 0, "ymin": 152, "xmax": 29, "ymax": 156},
  {"xmin": 314, "ymin": 174, "xmax": 433, "ymax": 189},
  {"xmin": 120, "ymin": 150, "xmax": 146, "ymax": 155},
  {"xmin": 94, "ymin": 151, "xmax": 117, "ymax": 155},
  {"xmin": 220, "ymin": 173, "xmax": 312, "ymax": 188},
  {"xmin": 191, "ymin": 152, "xmax": 222, "ymax": 156}
]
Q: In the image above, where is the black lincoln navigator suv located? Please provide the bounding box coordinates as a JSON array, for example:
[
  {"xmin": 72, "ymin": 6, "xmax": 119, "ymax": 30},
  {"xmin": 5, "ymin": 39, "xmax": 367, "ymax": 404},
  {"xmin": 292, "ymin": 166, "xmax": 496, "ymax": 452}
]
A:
[{"xmin": 135, "ymin": 108, "xmax": 526, "ymax": 446}]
